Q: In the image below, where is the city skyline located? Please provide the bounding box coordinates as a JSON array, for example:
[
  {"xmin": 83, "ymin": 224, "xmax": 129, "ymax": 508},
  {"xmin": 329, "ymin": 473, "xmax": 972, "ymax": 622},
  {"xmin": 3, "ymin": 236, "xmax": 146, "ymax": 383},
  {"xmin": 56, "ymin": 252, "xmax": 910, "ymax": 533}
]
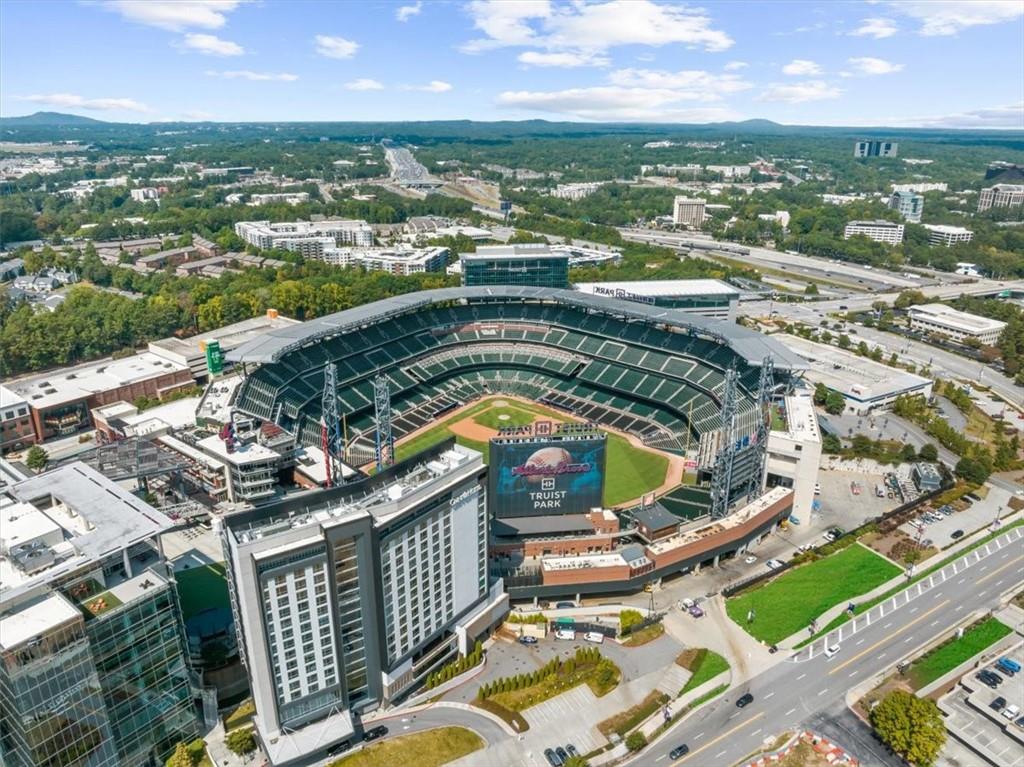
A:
[{"xmin": 1, "ymin": 0, "xmax": 1022, "ymax": 128}]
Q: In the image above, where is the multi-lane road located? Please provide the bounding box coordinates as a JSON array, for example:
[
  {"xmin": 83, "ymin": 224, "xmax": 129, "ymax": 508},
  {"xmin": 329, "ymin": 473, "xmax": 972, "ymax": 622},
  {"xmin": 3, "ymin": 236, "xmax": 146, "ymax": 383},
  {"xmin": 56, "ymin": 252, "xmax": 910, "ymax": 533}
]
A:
[{"xmin": 626, "ymin": 525, "xmax": 1024, "ymax": 767}]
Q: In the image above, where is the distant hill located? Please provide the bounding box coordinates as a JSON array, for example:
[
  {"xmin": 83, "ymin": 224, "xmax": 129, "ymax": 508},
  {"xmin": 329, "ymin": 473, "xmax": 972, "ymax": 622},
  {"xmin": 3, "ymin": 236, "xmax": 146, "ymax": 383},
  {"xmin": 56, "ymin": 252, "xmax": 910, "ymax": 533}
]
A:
[{"xmin": 0, "ymin": 111, "xmax": 109, "ymax": 127}]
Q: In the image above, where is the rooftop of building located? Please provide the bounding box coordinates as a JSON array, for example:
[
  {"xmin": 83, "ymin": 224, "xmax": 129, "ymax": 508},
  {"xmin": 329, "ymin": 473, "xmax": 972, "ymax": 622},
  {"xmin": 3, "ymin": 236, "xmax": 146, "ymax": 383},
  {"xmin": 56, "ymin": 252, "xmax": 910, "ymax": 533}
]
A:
[
  {"xmin": 776, "ymin": 334, "xmax": 931, "ymax": 400},
  {"xmin": 632, "ymin": 503, "xmax": 681, "ymax": 531},
  {"xmin": 0, "ymin": 463, "xmax": 176, "ymax": 599},
  {"xmin": 774, "ymin": 395, "xmax": 821, "ymax": 444},
  {"xmin": 149, "ymin": 312, "xmax": 299, "ymax": 363},
  {"xmin": 462, "ymin": 244, "xmax": 564, "ymax": 261},
  {"xmin": 845, "ymin": 219, "xmax": 904, "ymax": 228},
  {"xmin": 226, "ymin": 442, "xmax": 483, "ymax": 546},
  {"xmin": 922, "ymin": 224, "xmax": 973, "ymax": 235},
  {"xmin": 197, "ymin": 433, "xmax": 280, "ymax": 466},
  {"xmin": 94, "ymin": 396, "xmax": 199, "ymax": 435},
  {"xmin": 491, "ymin": 513, "xmax": 595, "ymax": 538},
  {"xmin": 6, "ymin": 352, "xmax": 189, "ymax": 409},
  {"xmin": 573, "ymin": 279, "xmax": 740, "ymax": 298},
  {"xmin": 913, "ymin": 462, "xmax": 943, "ymax": 481},
  {"xmin": 907, "ymin": 303, "xmax": 1007, "ymax": 332}
]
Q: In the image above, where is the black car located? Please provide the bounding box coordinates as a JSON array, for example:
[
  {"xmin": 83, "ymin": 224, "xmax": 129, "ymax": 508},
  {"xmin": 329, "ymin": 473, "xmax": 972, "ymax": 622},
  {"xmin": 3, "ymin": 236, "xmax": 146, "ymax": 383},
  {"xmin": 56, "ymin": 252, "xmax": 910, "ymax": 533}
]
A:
[
  {"xmin": 555, "ymin": 746, "xmax": 569, "ymax": 762},
  {"xmin": 976, "ymin": 670, "xmax": 1001, "ymax": 688},
  {"xmin": 362, "ymin": 725, "xmax": 387, "ymax": 742},
  {"xmin": 951, "ymin": 529, "xmax": 964, "ymax": 540},
  {"xmin": 991, "ymin": 696, "xmax": 1006, "ymax": 712},
  {"xmin": 565, "ymin": 744, "xmax": 579, "ymax": 757},
  {"xmin": 736, "ymin": 692, "xmax": 754, "ymax": 708},
  {"xmin": 544, "ymin": 748, "xmax": 563, "ymax": 767},
  {"xmin": 670, "ymin": 744, "xmax": 690, "ymax": 759},
  {"xmin": 327, "ymin": 740, "xmax": 351, "ymax": 756}
]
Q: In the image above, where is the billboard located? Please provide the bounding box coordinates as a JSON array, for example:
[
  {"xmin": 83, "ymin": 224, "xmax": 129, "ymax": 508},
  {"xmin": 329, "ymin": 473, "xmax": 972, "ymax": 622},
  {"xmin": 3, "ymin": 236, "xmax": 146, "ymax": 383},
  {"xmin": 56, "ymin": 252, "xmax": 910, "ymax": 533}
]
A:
[{"xmin": 489, "ymin": 430, "xmax": 606, "ymax": 519}]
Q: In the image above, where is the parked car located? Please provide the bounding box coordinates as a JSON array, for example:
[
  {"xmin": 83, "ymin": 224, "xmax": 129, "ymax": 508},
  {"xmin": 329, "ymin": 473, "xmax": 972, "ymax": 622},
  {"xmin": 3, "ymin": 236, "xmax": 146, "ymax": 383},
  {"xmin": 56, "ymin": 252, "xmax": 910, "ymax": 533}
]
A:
[
  {"xmin": 327, "ymin": 740, "xmax": 351, "ymax": 756},
  {"xmin": 766, "ymin": 559, "xmax": 784, "ymax": 570},
  {"xmin": 824, "ymin": 644, "xmax": 841, "ymax": 659},
  {"xmin": 544, "ymin": 747, "xmax": 563, "ymax": 766},
  {"xmin": 555, "ymin": 601, "xmax": 577, "ymax": 609},
  {"xmin": 565, "ymin": 744, "xmax": 579, "ymax": 757},
  {"xmin": 736, "ymin": 693, "xmax": 754, "ymax": 708},
  {"xmin": 976, "ymin": 670, "xmax": 1002, "ymax": 688},
  {"xmin": 518, "ymin": 635, "xmax": 538, "ymax": 645},
  {"xmin": 679, "ymin": 598, "xmax": 696, "ymax": 610},
  {"xmin": 670, "ymin": 744, "xmax": 690, "ymax": 759},
  {"xmin": 362, "ymin": 725, "xmax": 387, "ymax": 742},
  {"xmin": 997, "ymin": 657, "xmax": 1022, "ymax": 675},
  {"xmin": 744, "ymin": 555, "xmax": 758, "ymax": 564},
  {"xmin": 554, "ymin": 629, "xmax": 576, "ymax": 641},
  {"xmin": 991, "ymin": 696, "xmax": 1007, "ymax": 712},
  {"xmin": 555, "ymin": 747, "xmax": 569, "ymax": 763},
  {"xmin": 584, "ymin": 631, "xmax": 605, "ymax": 644},
  {"xmin": 950, "ymin": 529, "xmax": 965, "ymax": 540},
  {"xmin": 824, "ymin": 531, "xmax": 839, "ymax": 542},
  {"xmin": 688, "ymin": 604, "xmax": 705, "ymax": 618},
  {"xmin": 1002, "ymin": 704, "xmax": 1021, "ymax": 720}
]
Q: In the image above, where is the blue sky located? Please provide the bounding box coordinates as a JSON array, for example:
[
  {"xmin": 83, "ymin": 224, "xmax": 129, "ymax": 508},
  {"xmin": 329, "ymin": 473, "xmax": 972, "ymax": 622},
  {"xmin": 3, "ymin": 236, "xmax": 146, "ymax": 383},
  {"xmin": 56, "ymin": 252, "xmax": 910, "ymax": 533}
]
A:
[{"xmin": 2, "ymin": 0, "xmax": 1022, "ymax": 127}]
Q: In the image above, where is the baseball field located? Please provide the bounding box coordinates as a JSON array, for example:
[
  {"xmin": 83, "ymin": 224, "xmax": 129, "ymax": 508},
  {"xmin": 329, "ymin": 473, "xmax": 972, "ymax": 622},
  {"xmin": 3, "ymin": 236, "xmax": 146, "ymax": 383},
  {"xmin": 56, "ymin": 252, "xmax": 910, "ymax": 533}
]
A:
[{"xmin": 389, "ymin": 396, "xmax": 681, "ymax": 508}]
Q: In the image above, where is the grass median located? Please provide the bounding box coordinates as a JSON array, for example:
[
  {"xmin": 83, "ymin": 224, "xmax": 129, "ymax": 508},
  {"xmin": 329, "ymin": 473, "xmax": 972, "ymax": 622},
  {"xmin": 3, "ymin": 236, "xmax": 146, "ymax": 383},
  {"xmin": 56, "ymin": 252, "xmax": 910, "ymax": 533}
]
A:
[
  {"xmin": 907, "ymin": 617, "xmax": 1012, "ymax": 689},
  {"xmin": 726, "ymin": 544, "xmax": 902, "ymax": 645},
  {"xmin": 328, "ymin": 727, "xmax": 483, "ymax": 767}
]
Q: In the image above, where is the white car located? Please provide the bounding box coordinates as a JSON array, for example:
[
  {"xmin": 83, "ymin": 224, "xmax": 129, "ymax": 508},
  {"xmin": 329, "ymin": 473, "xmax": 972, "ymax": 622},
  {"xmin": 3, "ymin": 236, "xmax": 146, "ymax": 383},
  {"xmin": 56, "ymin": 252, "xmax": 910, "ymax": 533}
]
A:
[
  {"xmin": 555, "ymin": 629, "xmax": 577, "ymax": 641},
  {"xmin": 1002, "ymin": 704, "xmax": 1020, "ymax": 720},
  {"xmin": 584, "ymin": 631, "xmax": 605, "ymax": 644},
  {"xmin": 823, "ymin": 531, "xmax": 838, "ymax": 542},
  {"xmin": 744, "ymin": 555, "xmax": 758, "ymax": 564},
  {"xmin": 824, "ymin": 644, "xmax": 841, "ymax": 659},
  {"xmin": 679, "ymin": 598, "xmax": 696, "ymax": 610},
  {"xmin": 765, "ymin": 559, "xmax": 784, "ymax": 570}
]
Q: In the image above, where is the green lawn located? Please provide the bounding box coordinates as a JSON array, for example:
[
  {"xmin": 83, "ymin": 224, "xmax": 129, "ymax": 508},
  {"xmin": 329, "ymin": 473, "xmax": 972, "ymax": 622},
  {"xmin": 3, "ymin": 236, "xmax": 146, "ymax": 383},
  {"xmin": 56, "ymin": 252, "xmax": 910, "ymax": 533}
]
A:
[
  {"xmin": 175, "ymin": 563, "xmax": 231, "ymax": 621},
  {"xmin": 726, "ymin": 544, "xmax": 902, "ymax": 644},
  {"xmin": 907, "ymin": 617, "xmax": 1012, "ymax": 689},
  {"xmin": 392, "ymin": 398, "xmax": 670, "ymax": 506},
  {"xmin": 678, "ymin": 649, "xmax": 730, "ymax": 694},
  {"xmin": 328, "ymin": 727, "xmax": 483, "ymax": 767}
]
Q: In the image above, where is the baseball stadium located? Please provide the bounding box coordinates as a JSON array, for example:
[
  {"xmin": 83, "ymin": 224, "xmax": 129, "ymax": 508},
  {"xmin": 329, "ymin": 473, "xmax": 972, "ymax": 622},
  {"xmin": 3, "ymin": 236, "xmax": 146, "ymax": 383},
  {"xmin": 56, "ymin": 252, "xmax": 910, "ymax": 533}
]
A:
[{"xmin": 227, "ymin": 286, "xmax": 805, "ymax": 595}]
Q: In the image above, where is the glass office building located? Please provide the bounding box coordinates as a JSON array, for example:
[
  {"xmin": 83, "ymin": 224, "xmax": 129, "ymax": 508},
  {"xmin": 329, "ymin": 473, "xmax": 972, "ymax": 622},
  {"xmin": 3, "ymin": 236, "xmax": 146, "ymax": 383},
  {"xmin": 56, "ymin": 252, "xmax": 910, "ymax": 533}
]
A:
[{"xmin": 461, "ymin": 245, "xmax": 569, "ymax": 289}]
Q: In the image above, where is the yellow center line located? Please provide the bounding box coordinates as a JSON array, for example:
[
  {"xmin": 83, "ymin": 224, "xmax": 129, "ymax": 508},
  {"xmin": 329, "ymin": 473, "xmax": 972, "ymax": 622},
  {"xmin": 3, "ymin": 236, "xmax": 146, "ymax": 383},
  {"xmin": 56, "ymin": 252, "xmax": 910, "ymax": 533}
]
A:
[
  {"xmin": 829, "ymin": 599, "xmax": 949, "ymax": 676},
  {"xmin": 977, "ymin": 554, "xmax": 1024, "ymax": 585},
  {"xmin": 676, "ymin": 710, "xmax": 765, "ymax": 764}
]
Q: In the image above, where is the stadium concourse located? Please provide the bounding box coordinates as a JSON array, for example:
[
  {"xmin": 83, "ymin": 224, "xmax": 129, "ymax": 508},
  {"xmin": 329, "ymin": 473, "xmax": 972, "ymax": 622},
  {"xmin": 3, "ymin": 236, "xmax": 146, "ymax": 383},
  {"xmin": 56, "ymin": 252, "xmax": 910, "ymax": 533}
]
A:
[{"xmin": 227, "ymin": 286, "xmax": 802, "ymax": 466}]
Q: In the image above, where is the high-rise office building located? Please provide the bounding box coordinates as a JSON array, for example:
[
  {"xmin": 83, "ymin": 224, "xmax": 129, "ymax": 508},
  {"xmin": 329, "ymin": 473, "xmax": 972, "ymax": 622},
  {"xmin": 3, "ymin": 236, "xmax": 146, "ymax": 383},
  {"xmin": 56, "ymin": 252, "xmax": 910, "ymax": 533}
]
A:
[
  {"xmin": 977, "ymin": 184, "xmax": 1024, "ymax": 212},
  {"xmin": 221, "ymin": 442, "xmax": 505, "ymax": 766},
  {"xmin": 853, "ymin": 140, "xmax": 898, "ymax": 158},
  {"xmin": 460, "ymin": 244, "xmax": 569, "ymax": 288},
  {"xmin": 0, "ymin": 462, "xmax": 199, "ymax": 767},
  {"xmin": 888, "ymin": 190, "xmax": 924, "ymax": 223},
  {"xmin": 672, "ymin": 196, "xmax": 706, "ymax": 228}
]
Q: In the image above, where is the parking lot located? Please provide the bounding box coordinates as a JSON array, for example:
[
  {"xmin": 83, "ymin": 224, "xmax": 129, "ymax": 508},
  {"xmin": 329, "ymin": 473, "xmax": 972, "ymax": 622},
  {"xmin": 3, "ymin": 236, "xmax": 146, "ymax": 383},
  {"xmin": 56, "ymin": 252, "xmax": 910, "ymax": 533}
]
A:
[
  {"xmin": 817, "ymin": 467, "xmax": 897, "ymax": 527},
  {"xmin": 939, "ymin": 646, "xmax": 1024, "ymax": 767},
  {"xmin": 900, "ymin": 485, "xmax": 1014, "ymax": 548}
]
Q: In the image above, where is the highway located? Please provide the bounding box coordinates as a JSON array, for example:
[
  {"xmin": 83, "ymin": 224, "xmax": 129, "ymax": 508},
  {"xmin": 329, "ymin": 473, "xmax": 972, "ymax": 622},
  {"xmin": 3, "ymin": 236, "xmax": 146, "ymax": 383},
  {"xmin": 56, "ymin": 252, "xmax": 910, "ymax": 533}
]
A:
[{"xmin": 625, "ymin": 525, "xmax": 1024, "ymax": 767}]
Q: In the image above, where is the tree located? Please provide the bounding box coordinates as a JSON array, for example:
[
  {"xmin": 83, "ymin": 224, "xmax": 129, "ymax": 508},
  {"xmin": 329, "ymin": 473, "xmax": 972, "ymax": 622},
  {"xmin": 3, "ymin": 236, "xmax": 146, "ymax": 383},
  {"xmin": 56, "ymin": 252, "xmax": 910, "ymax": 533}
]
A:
[
  {"xmin": 900, "ymin": 444, "xmax": 918, "ymax": 463},
  {"xmin": 25, "ymin": 446, "xmax": 49, "ymax": 473},
  {"xmin": 955, "ymin": 455, "xmax": 991, "ymax": 485},
  {"xmin": 165, "ymin": 743, "xmax": 194, "ymax": 767},
  {"xmin": 619, "ymin": 609, "xmax": 644, "ymax": 635},
  {"xmin": 824, "ymin": 390, "xmax": 846, "ymax": 415},
  {"xmin": 565, "ymin": 757, "xmax": 590, "ymax": 767},
  {"xmin": 870, "ymin": 690, "xmax": 945, "ymax": 766},
  {"xmin": 894, "ymin": 290, "xmax": 927, "ymax": 310},
  {"xmin": 225, "ymin": 728, "xmax": 256, "ymax": 756},
  {"xmin": 625, "ymin": 731, "xmax": 647, "ymax": 752},
  {"xmin": 822, "ymin": 433, "xmax": 842, "ymax": 454},
  {"xmin": 804, "ymin": 283, "xmax": 819, "ymax": 296},
  {"xmin": 919, "ymin": 443, "xmax": 938, "ymax": 462}
]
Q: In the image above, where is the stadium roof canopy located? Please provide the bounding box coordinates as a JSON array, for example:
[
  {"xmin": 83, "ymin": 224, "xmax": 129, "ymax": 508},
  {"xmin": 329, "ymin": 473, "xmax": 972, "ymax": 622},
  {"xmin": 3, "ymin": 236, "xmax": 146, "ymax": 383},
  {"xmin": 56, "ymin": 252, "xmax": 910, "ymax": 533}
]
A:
[{"xmin": 227, "ymin": 286, "xmax": 805, "ymax": 371}]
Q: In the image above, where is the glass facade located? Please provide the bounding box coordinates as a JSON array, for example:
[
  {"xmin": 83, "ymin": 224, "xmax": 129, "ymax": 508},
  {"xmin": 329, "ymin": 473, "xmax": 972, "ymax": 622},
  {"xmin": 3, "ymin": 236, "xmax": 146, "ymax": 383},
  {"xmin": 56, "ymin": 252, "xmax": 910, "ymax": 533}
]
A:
[
  {"xmin": 85, "ymin": 584, "xmax": 199, "ymax": 766},
  {"xmin": 462, "ymin": 256, "xmax": 569, "ymax": 288},
  {"xmin": 332, "ymin": 538, "xmax": 369, "ymax": 705}
]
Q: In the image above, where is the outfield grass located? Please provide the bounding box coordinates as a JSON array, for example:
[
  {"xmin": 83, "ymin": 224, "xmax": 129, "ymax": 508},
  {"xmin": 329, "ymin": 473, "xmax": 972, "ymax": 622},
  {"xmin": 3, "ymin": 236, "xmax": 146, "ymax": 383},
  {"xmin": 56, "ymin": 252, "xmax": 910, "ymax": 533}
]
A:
[
  {"xmin": 907, "ymin": 617, "xmax": 1012, "ymax": 689},
  {"xmin": 726, "ymin": 544, "xmax": 902, "ymax": 644},
  {"xmin": 175, "ymin": 563, "xmax": 230, "ymax": 621},
  {"xmin": 391, "ymin": 397, "xmax": 670, "ymax": 506},
  {"xmin": 328, "ymin": 727, "xmax": 483, "ymax": 767}
]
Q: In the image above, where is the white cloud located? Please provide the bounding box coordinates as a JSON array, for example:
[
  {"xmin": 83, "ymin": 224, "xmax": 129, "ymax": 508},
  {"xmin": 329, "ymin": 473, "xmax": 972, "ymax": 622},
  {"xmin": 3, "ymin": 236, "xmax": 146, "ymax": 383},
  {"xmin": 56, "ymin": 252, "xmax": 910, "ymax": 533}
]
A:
[
  {"xmin": 396, "ymin": 1, "xmax": 422, "ymax": 22},
  {"xmin": 607, "ymin": 68, "xmax": 751, "ymax": 98},
  {"xmin": 22, "ymin": 92, "xmax": 152, "ymax": 113},
  {"xmin": 343, "ymin": 78, "xmax": 385, "ymax": 91},
  {"xmin": 462, "ymin": 0, "xmax": 732, "ymax": 55},
  {"xmin": 757, "ymin": 80, "xmax": 841, "ymax": 104},
  {"xmin": 497, "ymin": 86, "xmax": 741, "ymax": 122},
  {"xmin": 205, "ymin": 70, "xmax": 298, "ymax": 81},
  {"xmin": 893, "ymin": 0, "xmax": 1023, "ymax": 36},
  {"xmin": 782, "ymin": 59, "xmax": 822, "ymax": 76},
  {"xmin": 315, "ymin": 35, "xmax": 359, "ymax": 59},
  {"xmin": 850, "ymin": 17, "xmax": 898, "ymax": 38},
  {"xmin": 518, "ymin": 51, "xmax": 609, "ymax": 67},
  {"xmin": 403, "ymin": 80, "xmax": 454, "ymax": 93},
  {"xmin": 181, "ymin": 110, "xmax": 214, "ymax": 120},
  {"xmin": 724, "ymin": 61, "xmax": 748, "ymax": 71},
  {"xmin": 844, "ymin": 57, "xmax": 903, "ymax": 76},
  {"xmin": 893, "ymin": 102, "xmax": 1024, "ymax": 129},
  {"xmin": 181, "ymin": 33, "xmax": 244, "ymax": 56},
  {"xmin": 99, "ymin": 0, "xmax": 244, "ymax": 31}
]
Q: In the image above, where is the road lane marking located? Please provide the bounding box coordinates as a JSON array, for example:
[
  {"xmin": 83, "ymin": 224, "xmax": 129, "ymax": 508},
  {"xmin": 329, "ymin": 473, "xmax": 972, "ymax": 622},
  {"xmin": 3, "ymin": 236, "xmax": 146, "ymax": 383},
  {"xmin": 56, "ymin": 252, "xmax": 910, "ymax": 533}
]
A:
[
  {"xmin": 955, "ymin": 605, "xmax": 964, "ymax": 611},
  {"xmin": 849, "ymin": 671, "xmax": 858, "ymax": 678},
  {"xmin": 930, "ymin": 620, "xmax": 940, "ymax": 627},
  {"xmin": 883, "ymin": 622, "xmax": 892, "ymax": 629},
  {"xmin": 657, "ymin": 756, "xmax": 667, "ymax": 762},
  {"xmin": 715, "ymin": 751, "xmax": 728, "ymax": 759},
  {"xmin": 977, "ymin": 555, "xmax": 1023, "ymax": 585},
  {"xmin": 856, "ymin": 639, "xmax": 865, "ymax": 646},
  {"xmin": 910, "ymin": 607, "xmax": 919, "ymax": 614},
  {"xmin": 797, "ymin": 674, "xmax": 806, "ymax": 680},
  {"xmin": 764, "ymin": 692, "xmax": 775, "ymax": 699},
  {"xmin": 785, "ymin": 708, "xmax": 797, "ymax": 716},
  {"xmin": 694, "ymin": 732, "xmax": 704, "ymax": 740},
  {"xmin": 817, "ymin": 688, "xmax": 828, "ymax": 696},
  {"xmin": 878, "ymin": 653, "xmax": 887, "ymax": 659},
  {"xmin": 830, "ymin": 600, "xmax": 950, "ymax": 676},
  {"xmin": 676, "ymin": 712, "xmax": 765, "ymax": 765}
]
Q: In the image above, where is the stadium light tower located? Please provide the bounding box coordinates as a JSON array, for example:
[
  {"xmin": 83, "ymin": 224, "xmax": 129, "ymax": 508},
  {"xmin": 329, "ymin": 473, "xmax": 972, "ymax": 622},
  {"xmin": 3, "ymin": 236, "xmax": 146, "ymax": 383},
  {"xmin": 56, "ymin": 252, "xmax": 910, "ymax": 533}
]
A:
[
  {"xmin": 374, "ymin": 375, "xmax": 395, "ymax": 471},
  {"xmin": 321, "ymin": 363, "xmax": 343, "ymax": 487},
  {"xmin": 746, "ymin": 355, "xmax": 775, "ymax": 502},
  {"xmin": 710, "ymin": 366, "xmax": 739, "ymax": 520}
]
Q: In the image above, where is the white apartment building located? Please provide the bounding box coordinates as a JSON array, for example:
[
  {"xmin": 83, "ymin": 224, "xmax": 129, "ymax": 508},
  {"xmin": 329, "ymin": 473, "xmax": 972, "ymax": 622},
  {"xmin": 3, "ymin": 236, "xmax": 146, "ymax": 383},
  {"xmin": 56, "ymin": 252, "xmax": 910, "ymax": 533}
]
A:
[
  {"xmin": 673, "ymin": 196, "xmax": 706, "ymax": 228},
  {"xmin": 320, "ymin": 245, "xmax": 449, "ymax": 275},
  {"xmin": 757, "ymin": 210, "xmax": 791, "ymax": 229},
  {"xmin": 249, "ymin": 192, "xmax": 310, "ymax": 206},
  {"xmin": 977, "ymin": 184, "xmax": 1024, "ymax": 212},
  {"xmin": 221, "ymin": 443, "xmax": 504, "ymax": 766},
  {"xmin": 129, "ymin": 187, "xmax": 160, "ymax": 202},
  {"xmin": 550, "ymin": 182, "xmax": 604, "ymax": 200},
  {"xmin": 843, "ymin": 219, "xmax": 904, "ymax": 245},
  {"xmin": 922, "ymin": 224, "xmax": 974, "ymax": 247},
  {"xmin": 892, "ymin": 182, "xmax": 948, "ymax": 193},
  {"xmin": 235, "ymin": 219, "xmax": 374, "ymax": 253},
  {"xmin": 888, "ymin": 191, "xmax": 923, "ymax": 223},
  {"xmin": 765, "ymin": 395, "xmax": 822, "ymax": 525},
  {"xmin": 908, "ymin": 303, "xmax": 1007, "ymax": 345},
  {"xmin": 706, "ymin": 164, "xmax": 751, "ymax": 179}
]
